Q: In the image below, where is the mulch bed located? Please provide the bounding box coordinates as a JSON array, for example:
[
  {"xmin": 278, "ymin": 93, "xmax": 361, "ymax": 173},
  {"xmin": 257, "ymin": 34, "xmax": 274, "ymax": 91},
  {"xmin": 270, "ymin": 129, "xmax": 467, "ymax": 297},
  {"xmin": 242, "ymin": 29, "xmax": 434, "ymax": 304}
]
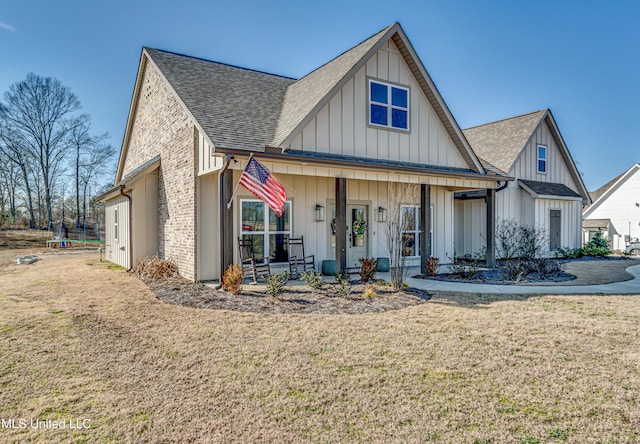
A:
[
  {"xmin": 146, "ymin": 276, "xmax": 432, "ymax": 315},
  {"xmin": 415, "ymin": 269, "xmax": 576, "ymax": 285}
]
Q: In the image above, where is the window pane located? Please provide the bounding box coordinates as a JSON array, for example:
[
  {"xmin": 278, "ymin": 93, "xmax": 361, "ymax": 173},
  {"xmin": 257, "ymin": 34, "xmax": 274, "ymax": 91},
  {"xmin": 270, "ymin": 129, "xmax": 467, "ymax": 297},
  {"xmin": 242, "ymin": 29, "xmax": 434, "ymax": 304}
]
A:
[
  {"xmin": 392, "ymin": 109, "xmax": 407, "ymax": 129},
  {"xmin": 269, "ymin": 202, "xmax": 290, "ymax": 231},
  {"xmin": 402, "ymin": 233, "xmax": 416, "ymax": 257},
  {"xmin": 370, "ymin": 104, "xmax": 387, "ymax": 125},
  {"xmin": 269, "ymin": 234, "xmax": 289, "ymax": 263},
  {"xmin": 242, "ymin": 201, "xmax": 264, "ymax": 232},
  {"xmin": 538, "ymin": 159, "xmax": 546, "ymax": 173},
  {"xmin": 391, "ymin": 87, "xmax": 407, "ymax": 107},
  {"xmin": 538, "ymin": 146, "xmax": 546, "ymax": 159},
  {"xmin": 401, "ymin": 207, "xmax": 416, "ymax": 231},
  {"xmin": 242, "ymin": 234, "xmax": 264, "ymax": 263},
  {"xmin": 370, "ymin": 82, "xmax": 388, "ymax": 104}
]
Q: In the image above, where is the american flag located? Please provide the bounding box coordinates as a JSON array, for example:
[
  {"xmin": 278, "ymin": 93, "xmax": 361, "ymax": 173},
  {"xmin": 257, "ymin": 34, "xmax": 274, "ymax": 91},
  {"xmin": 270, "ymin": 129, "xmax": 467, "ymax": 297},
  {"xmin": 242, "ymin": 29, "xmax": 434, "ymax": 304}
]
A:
[{"xmin": 239, "ymin": 157, "xmax": 287, "ymax": 216}]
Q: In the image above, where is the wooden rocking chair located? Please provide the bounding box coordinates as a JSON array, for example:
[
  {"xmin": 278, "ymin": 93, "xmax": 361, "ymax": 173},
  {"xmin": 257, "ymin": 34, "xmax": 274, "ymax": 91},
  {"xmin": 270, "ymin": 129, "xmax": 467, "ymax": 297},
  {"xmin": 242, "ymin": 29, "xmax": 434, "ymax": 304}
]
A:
[
  {"xmin": 238, "ymin": 237, "xmax": 271, "ymax": 283},
  {"xmin": 287, "ymin": 236, "xmax": 315, "ymax": 279}
]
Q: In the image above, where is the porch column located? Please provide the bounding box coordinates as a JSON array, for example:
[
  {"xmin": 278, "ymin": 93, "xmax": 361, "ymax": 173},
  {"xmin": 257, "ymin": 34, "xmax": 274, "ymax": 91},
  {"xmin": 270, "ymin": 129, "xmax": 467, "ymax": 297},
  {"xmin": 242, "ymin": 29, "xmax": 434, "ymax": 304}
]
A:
[
  {"xmin": 220, "ymin": 169, "xmax": 234, "ymax": 277},
  {"xmin": 485, "ymin": 188, "xmax": 496, "ymax": 268},
  {"xmin": 335, "ymin": 177, "xmax": 347, "ymax": 272},
  {"xmin": 420, "ymin": 184, "xmax": 431, "ymax": 273}
]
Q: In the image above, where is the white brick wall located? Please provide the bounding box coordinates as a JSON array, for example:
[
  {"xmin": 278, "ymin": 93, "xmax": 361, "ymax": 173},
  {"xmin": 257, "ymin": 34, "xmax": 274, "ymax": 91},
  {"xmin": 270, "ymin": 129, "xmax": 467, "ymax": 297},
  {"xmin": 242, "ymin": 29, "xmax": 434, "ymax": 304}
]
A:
[{"xmin": 122, "ymin": 62, "xmax": 198, "ymax": 279}]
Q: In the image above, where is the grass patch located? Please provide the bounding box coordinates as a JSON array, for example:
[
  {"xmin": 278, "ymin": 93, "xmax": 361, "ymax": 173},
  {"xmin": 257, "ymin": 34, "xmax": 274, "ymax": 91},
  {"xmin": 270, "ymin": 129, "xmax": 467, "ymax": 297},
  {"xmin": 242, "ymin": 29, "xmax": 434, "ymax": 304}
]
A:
[{"xmin": 0, "ymin": 253, "xmax": 639, "ymax": 442}]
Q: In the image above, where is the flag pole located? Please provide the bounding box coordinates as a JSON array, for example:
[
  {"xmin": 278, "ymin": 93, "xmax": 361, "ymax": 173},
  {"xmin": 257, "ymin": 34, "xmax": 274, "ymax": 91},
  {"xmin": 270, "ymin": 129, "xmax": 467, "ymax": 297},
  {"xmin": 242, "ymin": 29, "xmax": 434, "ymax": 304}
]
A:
[{"xmin": 226, "ymin": 153, "xmax": 254, "ymax": 209}]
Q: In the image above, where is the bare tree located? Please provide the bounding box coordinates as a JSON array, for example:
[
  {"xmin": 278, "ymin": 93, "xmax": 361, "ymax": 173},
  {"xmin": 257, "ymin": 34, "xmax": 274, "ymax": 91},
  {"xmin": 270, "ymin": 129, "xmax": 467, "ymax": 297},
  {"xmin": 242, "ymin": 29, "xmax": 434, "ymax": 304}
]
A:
[
  {"xmin": 384, "ymin": 183, "xmax": 419, "ymax": 290},
  {"xmin": 78, "ymin": 138, "xmax": 115, "ymax": 226},
  {"xmin": 0, "ymin": 73, "xmax": 81, "ymax": 227},
  {"xmin": 0, "ymin": 151, "xmax": 21, "ymax": 224},
  {"xmin": 0, "ymin": 126, "xmax": 37, "ymax": 226}
]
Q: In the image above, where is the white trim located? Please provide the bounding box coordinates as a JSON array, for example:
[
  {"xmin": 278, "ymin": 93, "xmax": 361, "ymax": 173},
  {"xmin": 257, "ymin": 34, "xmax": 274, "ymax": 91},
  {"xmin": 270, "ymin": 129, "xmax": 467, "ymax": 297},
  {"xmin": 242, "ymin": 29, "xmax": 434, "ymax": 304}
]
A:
[
  {"xmin": 239, "ymin": 199, "xmax": 291, "ymax": 264},
  {"xmin": 368, "ymin": 79, "xmax": 410, "ymax": 131},
  {"xmin": 537, "ymin": 144, "xmax": 547, "ymax": 174}
]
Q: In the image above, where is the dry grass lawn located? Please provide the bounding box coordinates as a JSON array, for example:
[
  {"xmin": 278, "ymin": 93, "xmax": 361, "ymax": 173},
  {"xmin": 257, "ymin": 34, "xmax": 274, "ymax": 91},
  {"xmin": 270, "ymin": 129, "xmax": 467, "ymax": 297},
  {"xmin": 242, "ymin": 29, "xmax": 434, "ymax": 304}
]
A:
[{"xmin": 0, "ymin": 252, "xmax": 639, "ymax": 443}]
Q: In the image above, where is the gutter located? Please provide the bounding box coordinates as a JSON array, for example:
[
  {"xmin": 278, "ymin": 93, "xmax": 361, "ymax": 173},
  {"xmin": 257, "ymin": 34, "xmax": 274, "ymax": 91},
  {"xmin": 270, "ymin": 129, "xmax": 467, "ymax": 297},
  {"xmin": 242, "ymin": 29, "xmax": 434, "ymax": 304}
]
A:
[
  {"xmin": 217, "ymin": 154, "xmax": 233, "ymax": 287},
  {"xmin": 119, "ymin": 185, "xmax": 133, "ymax": 272}
]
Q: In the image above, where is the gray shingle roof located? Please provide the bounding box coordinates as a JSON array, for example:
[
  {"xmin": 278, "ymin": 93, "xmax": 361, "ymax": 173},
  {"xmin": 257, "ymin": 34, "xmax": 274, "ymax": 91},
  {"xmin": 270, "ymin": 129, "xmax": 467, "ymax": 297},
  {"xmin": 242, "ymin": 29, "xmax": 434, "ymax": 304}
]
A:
[
  {"xmin": 145, "ymin": 48, "xmax": 295, "ymax": 151},
  {"xmin": 588, "ymin": 170, "xmax": 626, "ymax": 204},
  {"xmin": 272, "ymin": 25, "xmax": 394, "ymax": 147},
  {"xmin": 518, "ymin": 179, "xmax": 582, "ymax": 198},
  {"xmin": 141, "ymin": 23, "xmax": 484, "ymax": 174},
  {"xmin": 463, "ymin": 110, "xmax": 546, "ymax": 174}
]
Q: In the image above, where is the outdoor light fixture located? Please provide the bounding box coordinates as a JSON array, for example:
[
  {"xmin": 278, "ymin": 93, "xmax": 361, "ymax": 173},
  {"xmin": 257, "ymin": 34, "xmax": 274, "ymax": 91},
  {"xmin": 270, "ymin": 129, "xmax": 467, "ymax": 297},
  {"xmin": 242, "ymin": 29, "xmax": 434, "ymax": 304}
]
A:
[
  {"xmin": 378, "ymin": 206, "xmax": 387, "ymax": 222},
  {"xmin": 315, "ymin": 204, "xmax": 325, "ymax": 222}
]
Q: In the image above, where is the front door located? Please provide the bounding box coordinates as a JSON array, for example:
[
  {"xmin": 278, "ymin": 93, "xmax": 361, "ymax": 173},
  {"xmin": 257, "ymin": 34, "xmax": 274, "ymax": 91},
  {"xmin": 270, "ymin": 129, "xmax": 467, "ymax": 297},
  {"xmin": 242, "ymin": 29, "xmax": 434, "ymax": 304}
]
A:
[
  {"xmin": 347, "ymin": 205, "xmax": 368, "ymax": 267},
  {"xmin": 550, "ymin": 209, "xmax": 561, "ymax": 251}
]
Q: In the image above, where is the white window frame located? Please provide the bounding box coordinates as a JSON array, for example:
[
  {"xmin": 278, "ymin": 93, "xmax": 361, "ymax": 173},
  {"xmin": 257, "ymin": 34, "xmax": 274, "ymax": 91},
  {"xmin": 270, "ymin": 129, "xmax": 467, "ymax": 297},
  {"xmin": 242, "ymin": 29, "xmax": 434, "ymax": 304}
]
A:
[
  {"xmin": 368, "ymin": 79, "xmax": 410, "ymax": 131},
  {"xmin": 400, "ymin": 205, "xmax": 434, "ymax": 258},
  {"xmin": 537, "ymin": 145, "xmax": 547, "ymax": 174},
  {"xmin": 114, "ymin": 207, "xmax": 118, "ymax": 242},
  {"xmin": 240, "ymin": 199, "xmax": 292, "ymax": 264}
]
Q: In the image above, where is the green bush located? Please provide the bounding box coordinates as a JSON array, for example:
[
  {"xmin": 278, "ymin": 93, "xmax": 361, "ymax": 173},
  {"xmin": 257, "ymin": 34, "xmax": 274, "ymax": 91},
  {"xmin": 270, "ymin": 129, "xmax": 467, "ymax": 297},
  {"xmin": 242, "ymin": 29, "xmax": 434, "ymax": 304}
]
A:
[
  {"xmin": 582, "ymin": 232, "xmax": 611, "ymax": 257},
  {"xmin": 334, "ymin": 271, "xmax": 352, "ymax": 298},
  {"xmin": 300, "ymin": 270, "xmax": 324, "ymax": 289},
  {"xmin": 266, "ymin": 271, "xmax": 289, "ymax": 298}
]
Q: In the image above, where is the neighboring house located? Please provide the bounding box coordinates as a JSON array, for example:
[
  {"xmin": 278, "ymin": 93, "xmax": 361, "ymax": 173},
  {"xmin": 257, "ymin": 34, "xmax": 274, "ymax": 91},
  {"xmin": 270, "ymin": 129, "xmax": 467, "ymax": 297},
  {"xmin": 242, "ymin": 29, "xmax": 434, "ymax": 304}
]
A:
[
  {"xmin": 98, "ymin": 22, "xmax": 506, "ymax": 280},
  {"xmin": 454, "ymin": 109, "xmax": 591, "ymax": 258},
  {"xmin": 583, "ymin": 163, "xmax": 640, "ymax": 250}
]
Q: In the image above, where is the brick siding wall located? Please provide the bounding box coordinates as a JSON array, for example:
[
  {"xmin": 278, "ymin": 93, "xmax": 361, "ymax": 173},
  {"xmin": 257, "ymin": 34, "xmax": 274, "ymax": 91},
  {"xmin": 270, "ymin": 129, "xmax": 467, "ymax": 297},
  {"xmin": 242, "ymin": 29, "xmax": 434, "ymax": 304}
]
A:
[{"xmin": 122, "ymin": 60, "xmax": 197, "ymax": 279}]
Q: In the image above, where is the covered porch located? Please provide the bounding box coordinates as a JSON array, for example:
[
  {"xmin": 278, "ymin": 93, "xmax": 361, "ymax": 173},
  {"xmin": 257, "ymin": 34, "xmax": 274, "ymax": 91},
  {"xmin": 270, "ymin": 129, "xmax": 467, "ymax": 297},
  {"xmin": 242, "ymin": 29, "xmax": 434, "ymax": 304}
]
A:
[{"xmin": 200, "ymin": 151, "xmax": 504, "ymax": 281}]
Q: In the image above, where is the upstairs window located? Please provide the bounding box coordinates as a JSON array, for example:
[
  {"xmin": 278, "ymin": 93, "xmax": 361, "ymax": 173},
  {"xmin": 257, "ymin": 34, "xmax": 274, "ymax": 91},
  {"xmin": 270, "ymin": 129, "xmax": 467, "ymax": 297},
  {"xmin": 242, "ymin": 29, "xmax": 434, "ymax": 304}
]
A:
[
  {"xmin": 369, "ymin": 80, "xmax": 409, "ymax": 130},
  {"xmin": 537, "ymin": 145, "xmax": 547, "ymax": 173}
]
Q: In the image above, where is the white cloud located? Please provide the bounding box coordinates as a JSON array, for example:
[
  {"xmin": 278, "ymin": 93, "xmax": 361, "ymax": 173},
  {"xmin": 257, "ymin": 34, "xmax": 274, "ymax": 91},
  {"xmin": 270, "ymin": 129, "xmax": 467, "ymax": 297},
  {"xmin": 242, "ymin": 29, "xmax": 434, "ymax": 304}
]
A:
[{"xmin": 0, "ymin": 21, "xmax": 16, "ymax": 32}]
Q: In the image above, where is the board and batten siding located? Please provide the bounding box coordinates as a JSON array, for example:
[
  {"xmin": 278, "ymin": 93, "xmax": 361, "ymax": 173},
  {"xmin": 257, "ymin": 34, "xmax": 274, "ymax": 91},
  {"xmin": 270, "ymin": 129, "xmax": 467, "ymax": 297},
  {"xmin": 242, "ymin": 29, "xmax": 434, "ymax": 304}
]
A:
[
  {"xmin": 287, "ymin": 40, "xmax": 468, "ymax": 170},
  {"xmin": 534, "ymin": 198, "xmax": 583, "ymax": 254},
  {"xmin": 131, "ymin": 173, "xmax": 159, "ymax": 268},
  {"xmin": 511, "ymin": 119, "xmax": 579, "ymax": 188},
  {"xmin": 105, "ymin": 195, "xmax": 130, "ymax": 269},
  {"xmin": 197, "ymin": 132, "xmax": 224, "ymax": 176},
  {"xmin": 229, "ymin": 170, "xmax": 456, "ymax": 273},
  {"xmin": 197, "ymin": 173, "xmax": 219, "ymax": 280}
]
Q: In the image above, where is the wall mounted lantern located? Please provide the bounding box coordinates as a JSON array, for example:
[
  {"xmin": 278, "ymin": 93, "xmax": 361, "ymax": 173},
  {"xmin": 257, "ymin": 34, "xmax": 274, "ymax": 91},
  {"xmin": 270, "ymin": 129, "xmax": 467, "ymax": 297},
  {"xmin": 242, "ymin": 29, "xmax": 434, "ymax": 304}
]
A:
[
  {"xmin": 378, "ymin": 206, "xmax": 387, "ymax": 222},
  {"xmin": 315, "ymin": 204, "xmax": 325, "ymax": 222}
]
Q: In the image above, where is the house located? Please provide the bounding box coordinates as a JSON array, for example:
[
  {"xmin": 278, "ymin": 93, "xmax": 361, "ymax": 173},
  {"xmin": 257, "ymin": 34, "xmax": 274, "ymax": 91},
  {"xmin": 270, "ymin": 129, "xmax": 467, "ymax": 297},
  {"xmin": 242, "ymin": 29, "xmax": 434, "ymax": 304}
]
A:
[
  {"xmin": 454, "ymin": 109, "xmax": 591, "ymax": 258},
  {"xmin": 583, "ymin": 163, "xmax": 640, "ymax": 250},
  {"xmin": 98, "ymin": 22, "xmax": 508, "ymax": 280}
]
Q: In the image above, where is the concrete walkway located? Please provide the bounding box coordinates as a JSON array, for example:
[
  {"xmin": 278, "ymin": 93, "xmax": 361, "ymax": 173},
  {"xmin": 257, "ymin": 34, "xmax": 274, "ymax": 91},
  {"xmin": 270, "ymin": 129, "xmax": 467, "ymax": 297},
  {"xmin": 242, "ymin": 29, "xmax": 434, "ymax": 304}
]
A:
[{"xmin": 402, "ymin": 260, "xmax": 640, "ymax": 295}]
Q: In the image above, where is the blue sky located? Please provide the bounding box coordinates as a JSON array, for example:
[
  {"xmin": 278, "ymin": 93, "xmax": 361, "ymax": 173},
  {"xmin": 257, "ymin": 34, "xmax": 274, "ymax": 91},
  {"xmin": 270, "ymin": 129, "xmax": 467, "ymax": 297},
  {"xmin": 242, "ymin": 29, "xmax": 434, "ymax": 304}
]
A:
[{"xmin": 1, "ymin": 0, "xmax": 638, "ymax": 190}]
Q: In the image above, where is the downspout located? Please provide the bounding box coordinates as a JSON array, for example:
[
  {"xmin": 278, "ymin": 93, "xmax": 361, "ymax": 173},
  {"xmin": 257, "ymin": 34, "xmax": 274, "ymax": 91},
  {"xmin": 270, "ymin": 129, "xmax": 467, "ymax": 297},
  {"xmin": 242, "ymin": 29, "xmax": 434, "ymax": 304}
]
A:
[
  {"xmin": 119, "ymin": 185, "xmax": 133, "ymax": 272},
  {"xmin": 218, "ymin": 154, "xmax": 233, "ymax": 282}
]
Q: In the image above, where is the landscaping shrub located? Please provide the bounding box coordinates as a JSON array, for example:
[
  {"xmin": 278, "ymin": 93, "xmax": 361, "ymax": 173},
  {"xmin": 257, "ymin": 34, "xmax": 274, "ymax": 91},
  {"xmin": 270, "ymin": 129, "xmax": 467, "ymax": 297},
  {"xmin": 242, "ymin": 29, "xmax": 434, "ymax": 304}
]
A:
[
  {"xmin": 265, "ymin": 271, "xmax": 289, "ymax": 298},
  {"xmin": 221, "ymin": 264, "xmax": 243, "ymax": 295},
  {"xmin": 358, "ymin": 257, "xmax": 377, "ymax": 282},
  {"xmin": 300, "ymin": 270, "xmax": 324, "ymax": 289},
  {"xmin": 363, "ymin": 285, "xmax": 377, "ymax": 299},
  {"xmin": 582, "ymin": 232, "xmax": 611, "ymax": 257},
  {"xmin": 496, "ymin": 219, "xmax": 547, "ymax": 260},
  {"xmin": 334, "ymin": 271, "xmax": 351, "ymax": 298},
  {"xmin": 134, "ymin": 255, "xmax": 178, "ymax": 281},
  {"xmin": 556, "ymin": 247, "xmax": 583, "ymax": 259},
  {"xmin": 425, "ymin": 257, "xmax": 440, "ymax": 276},
  {"xmin": 502, "ymin": 259, "xmax": 526, "ymax": 282},
  {"xmin": 448, "ymin": 257, "xmax": 479, "ymax": 279}
]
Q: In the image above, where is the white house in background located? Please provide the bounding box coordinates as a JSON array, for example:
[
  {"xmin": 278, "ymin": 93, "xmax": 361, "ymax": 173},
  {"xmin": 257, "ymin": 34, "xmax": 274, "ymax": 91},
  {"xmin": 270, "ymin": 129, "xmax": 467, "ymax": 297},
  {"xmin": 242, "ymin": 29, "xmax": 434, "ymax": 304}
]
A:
[
  {"xmin": 98, "ymin": 22, "xmax": 506, "ymax": 280},
  {"xmin": 454, "ymin": 109, "xmax": 591, "ymax": 258},
  {"xmin": 583, "ymin": 163, "xmax": 640, "ymax": 250}
]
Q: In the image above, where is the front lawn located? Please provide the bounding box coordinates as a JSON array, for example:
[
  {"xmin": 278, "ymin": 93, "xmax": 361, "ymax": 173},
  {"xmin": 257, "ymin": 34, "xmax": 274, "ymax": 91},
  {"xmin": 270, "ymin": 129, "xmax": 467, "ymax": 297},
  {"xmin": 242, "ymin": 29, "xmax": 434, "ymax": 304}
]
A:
[{"xmin": 0, "ymin": 252, "xmax": 638, "ymax": 443}]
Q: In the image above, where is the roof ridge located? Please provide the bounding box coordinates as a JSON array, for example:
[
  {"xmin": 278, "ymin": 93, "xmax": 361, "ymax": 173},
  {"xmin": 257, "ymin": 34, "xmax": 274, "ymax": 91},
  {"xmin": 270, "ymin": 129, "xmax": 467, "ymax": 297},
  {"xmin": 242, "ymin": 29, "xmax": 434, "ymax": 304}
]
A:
[
  {"xmin": 144, "ymin": 47, "xmax": 297, "ymax": 81},
  {"xmin": 463, "ymin": 109, "xmax": 547, "ymax": 131}
]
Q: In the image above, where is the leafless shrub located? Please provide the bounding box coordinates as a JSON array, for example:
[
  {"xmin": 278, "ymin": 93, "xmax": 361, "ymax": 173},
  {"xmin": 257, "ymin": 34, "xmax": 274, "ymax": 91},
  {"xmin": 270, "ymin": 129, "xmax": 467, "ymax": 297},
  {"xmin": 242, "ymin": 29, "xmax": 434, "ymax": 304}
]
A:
[
  {"xmin": 497, "ymin": 219, "xmax": 547, "ymax": 260},
  {"xmin": 384, "ymin": 183, "xmax": 419, "ymax": 291},
  {"xmin": 134, "ymin": 255, "xmax": 178, "ymax": 281}
]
